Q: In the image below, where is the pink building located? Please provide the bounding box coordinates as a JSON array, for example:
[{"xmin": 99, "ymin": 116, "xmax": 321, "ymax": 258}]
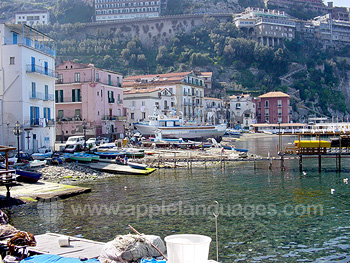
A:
[
  {"xmin": 55, "ymin": 61, "xmax": 126, "ymax": 141},
  {"xmin": 256, "ymin": 91, "xmax": 291, "ymax": 124}
]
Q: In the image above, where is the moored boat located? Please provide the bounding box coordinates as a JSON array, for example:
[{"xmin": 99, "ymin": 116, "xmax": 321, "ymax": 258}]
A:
[{"xmin": 70, "ymin": 153, "xmax": 93, "ymax": 162}]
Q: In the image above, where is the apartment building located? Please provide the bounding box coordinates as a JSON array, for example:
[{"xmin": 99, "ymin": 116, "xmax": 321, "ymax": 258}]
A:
[
  {"xmin": 264, "ymin": 0, "xmax": 329, "ymax": 14},
  {"xmin": 55, "ymin": 61, "xmax": 125, "ymax": 141},
  {"xmin": 203, "ymin": 97, "xmax": 225, "ymax": 125},
  {"xmin": 0, "ymin": 23, "xmax": 56, "ymax": 152},
  {"xmin": 95, "ymin": 0, "xmax": 167, "ymax": 21},
  {"xmin": 229, "ymin": 94, "xmax": 256, "ymax": 129},
  {"xmin": 15, "ymin": 10, "xmax": 50, "ymax": 26},
  {"xmin": 256, "ymin": 91, "xmax": 291, "ymax": 124},
  {"xmin": 123, "ymin": 71, "xmax": 206, "ymax": 124},
  {"xmin": 234, "ymin": 8, "xmax": 296, "ymax": 46},
  {"xmin": 123, "ymin": 87, "xmax": 174, "ymax": 129}
]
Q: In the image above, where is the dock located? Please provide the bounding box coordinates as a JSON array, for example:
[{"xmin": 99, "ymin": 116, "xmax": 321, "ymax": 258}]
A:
[
  {"xmin": 0, "ymin": 181, "xmax": 91, "ymax": 204},
  {"xmin": 27, "ymin": 233, "xmax": 105, "ymax": 258},
  {"xmin": 89, "ymin": 163, "xmax": 156, "ymax": 175}
]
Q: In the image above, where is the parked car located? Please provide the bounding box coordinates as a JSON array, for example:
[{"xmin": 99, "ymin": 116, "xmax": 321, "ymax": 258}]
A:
[
  {"xmin": 66, "ymin": 136, "xmax": 85, "ymax": 146},
  {"xmin": 64, "ymin": 144, "xmax": 83, "ymax": 153},
  {"xmin": 86, "ymin": 138, "xmax": 97, "ymax": 147},
  {"xmin": 97, "ymin": 137, "xmax": 110, "ymax": 145}
]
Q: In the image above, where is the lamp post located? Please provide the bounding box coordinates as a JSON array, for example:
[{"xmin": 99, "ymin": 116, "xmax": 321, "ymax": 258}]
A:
[
  {"xmin": 82, "ymin": 119, "xmax": 87, "ymax": 150},
  {"xmin": 278, "ymin": 122, "xmax": 281, "ymax": 153},
  {"xmin": 12, "ymin": 121, "xmax": 22, "ymax": 160}
]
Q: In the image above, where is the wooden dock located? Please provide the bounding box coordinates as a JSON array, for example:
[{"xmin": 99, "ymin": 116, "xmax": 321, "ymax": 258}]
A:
[
  {"xmin": 89, "ymin": 163, "xmax": 156, "ymax": 175},
  {"xmin": 28, "ymin": 233, "xmax": 105, "ymax": 258}
]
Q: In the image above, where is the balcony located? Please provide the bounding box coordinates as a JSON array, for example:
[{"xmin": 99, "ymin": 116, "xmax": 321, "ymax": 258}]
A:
[
  {"xmin": 56, "ymin": 97, "xmax": 82, "ymax": 103},
  {"xmin": 117, "ymin": 99, "xmax": 123, "ymax": 104},
  {"xmin": 108, "ymin": 98, "xmax": 115, "ymax": 103},
  {"xmin": 30, "ymin": 91, "xmax": 43, "ymax": 100},
  {"xmin": 102, "ymin": 115, "xmax": 127, "ymax": 121},
  {"xmin": 26, "ymin": 64, "xmax": 57, "ymax": 78},
  {"xmin": 43, "ymin": 94, "xmax": 54, "ymax": 101}
]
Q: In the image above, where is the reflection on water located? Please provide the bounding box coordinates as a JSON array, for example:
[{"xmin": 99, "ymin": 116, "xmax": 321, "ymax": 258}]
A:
[{"xmin": 5, "ymin": 135, "xmax": 350, "ymax": 262}]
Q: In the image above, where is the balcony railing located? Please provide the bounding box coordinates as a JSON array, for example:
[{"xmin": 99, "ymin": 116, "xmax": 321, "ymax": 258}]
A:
[
  {"xmin": 56, "ymin": 97, "xmax": 82, "ymax": 103},
  {"xmin": 43, "ymin": 94, "xmax": 54, "ymax": 101},
  {"xmin": 26, "ymin": 64, "xmax": 57, "ymax": 78},
  {"xmin": 102, "ymin": 115, "xmax": 127, "ymax": 121},
  {"xmin": 30, "ymin": 91, "xmax": 43, "ymax": 100}
]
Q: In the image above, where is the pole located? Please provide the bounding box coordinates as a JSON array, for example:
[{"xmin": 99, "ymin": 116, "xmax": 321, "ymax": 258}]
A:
[{"xmin": 318, "ymin": 135, "xmax": 321, "ymax": 173}]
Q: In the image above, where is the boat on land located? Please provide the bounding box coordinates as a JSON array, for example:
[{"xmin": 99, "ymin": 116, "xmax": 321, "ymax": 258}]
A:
[
  {"xmin": 70, "ymin": 153, "xmax": 100, "ymax": 162},
  {"xmin": 221, "ymin": 145, "xmax": 249, "ymax": 153},
  {"xmin": 15, "ymin": 169, "xmax": 42, "ymax": 183},
  {"xmin": 29, "ymin": 159, "xmax": 47, "ymax": 168},
  {"xmin": 128, "ymin": 162, "xmax": 147, "ymax": 170},
  {"xmin": 134, "ymin": 111, "xmax": 226, "ymax": 140},
  {"xmin": 90, "ymin": 162, "xmax": 156, "ymax": 175},
  {"xmin": 32, "ymin": 150, "xmax": 53, "ymax": 160}
]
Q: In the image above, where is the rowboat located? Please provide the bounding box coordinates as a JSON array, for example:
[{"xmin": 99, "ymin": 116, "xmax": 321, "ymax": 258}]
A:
[
  {"xmin": 128, "ymin": 162, "xmax": 147, "ymax": 170},
  {"xmin": 70, "ymin": 154, "xmax": 93, "ymax": 162},
  {"xmin": 29, "ymin": 160, "xmax": 47, "ymax": 168},
  {"xmin": 16, "ymin": 169, "xmax": 42, "ymax": 183}
]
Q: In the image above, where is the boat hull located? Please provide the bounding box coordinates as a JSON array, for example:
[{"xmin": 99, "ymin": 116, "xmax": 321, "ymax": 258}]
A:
[
  {"xmin": 134, "ymin": 123, "xmax": 227, "ymax": 139},
  {"xmin": 16, "ymin": 169, "xmax": 42, "ymax": 183}
]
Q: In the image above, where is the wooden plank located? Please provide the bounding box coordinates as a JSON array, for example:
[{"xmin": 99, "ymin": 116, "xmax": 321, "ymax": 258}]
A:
[{"xmin": 28, "ymin": 233, "xmax": 105, "ymax": 259}]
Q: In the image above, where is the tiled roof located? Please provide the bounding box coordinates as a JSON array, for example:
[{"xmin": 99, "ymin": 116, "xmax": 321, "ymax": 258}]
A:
[
  {"xmin": 123, "ymin": 87, "xmax": 164, "ymax": 94},
  {"xmin": 259, "ymin": 91, "xmax": 290, "ymax": 98},
  {"xmin": 230, "ymin": 94, "xmax": 251, "ymax": 99},
  {"xmin": 204, "ymin": 97, "xmax": 222, "ymax": 101}
]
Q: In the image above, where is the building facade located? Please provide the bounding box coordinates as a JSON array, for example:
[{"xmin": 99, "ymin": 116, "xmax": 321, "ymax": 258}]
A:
[
  {"xmin": 0, "ymin": 24, "xmax": 56, "ymax": 152},
  {"xmin": 95, "ymin": 0, "xmax": 167, "ymax": 21},
  {"xmin": 203, "ymin": 97, "xmax": 224, "ymax": 125},
  {"xmin": 229, "ymin": 94, "xmax": 256, "ymax": 129},
  {"xmin": 15, "ymin": 10, "xmax": 50, "ymax": 26},
  {"xmin": 256, "ymin": 91, "xmax": 291, "ymax": 124},
  {"xmin": 123, "ymin": 87, "xmax": 174, "ymax": 130},
  {"xmin": 234, "ymin": 8, "xmax": 296, "ymax": 46},
  {"xmin": 55, "ymin": 61, "xmax": 125, "ymax": 142},
  {"xmin": 123, "ymin": 71, "xmax": 206, "ymax": 125}
]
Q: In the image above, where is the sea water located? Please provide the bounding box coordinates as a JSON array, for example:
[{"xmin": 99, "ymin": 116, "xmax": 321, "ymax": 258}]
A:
[{"xmin": 5, "ymin": 135, "xmax": 350, "ymax": 262}]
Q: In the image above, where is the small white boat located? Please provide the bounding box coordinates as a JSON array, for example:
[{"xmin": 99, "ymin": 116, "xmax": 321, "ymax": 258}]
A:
[
  {"xmin": 29, "ymin": 160, "xmax": 47, "ymax": 168},
  {"xmin": 128, "ymin": 162, "xmax": 147, "ymax": 170}
]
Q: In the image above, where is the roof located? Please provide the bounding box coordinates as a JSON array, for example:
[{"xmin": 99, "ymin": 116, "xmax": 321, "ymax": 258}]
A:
[
  {"xmin": 124, "ymin": 72, "xmax": 191, "ymax": 81},
  {"xmin": 204, "ymin": 97, "xmax": 222, "ymax": 101},
  {"xmin": 258, "ymin": 92, "xmax": 290, "ymax": 98},
  {"xmin": 15, "ymin": 10, "xmax": 49, "ymax": 14},
  {"xmin": 124, "ymin": 87, "xmax": 165, "ymax": 94},
  {"xmin": 230, "ymin": 94, "xmax": 251, "ymax": 99}
]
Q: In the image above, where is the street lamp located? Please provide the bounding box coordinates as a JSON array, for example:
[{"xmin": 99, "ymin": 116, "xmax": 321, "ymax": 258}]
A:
[
  {"xmin": 12, "ymin": 121, "xmax": 22, "ymax": 160},
  {"xmin": 278, "ymin": 122, "xmax": 281, "ymax": 153},
  {"xmin": 82, "ymin": 119, "xmax": 87, "ymax": 150}
]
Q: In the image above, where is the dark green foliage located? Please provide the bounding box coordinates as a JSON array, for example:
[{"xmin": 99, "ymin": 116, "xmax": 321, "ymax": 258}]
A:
[{"xmin": 51, "ymin": 0, "xmax": 94, "ymax": 24}]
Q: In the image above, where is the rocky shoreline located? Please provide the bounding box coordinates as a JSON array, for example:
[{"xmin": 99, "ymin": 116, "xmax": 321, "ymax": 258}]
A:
[{"xmin": 35, "ymin": 163, "xmax": 118, "ymax": 184}]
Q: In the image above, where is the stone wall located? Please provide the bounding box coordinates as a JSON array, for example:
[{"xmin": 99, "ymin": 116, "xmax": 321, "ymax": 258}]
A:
[{"xmin": 84, "ymin": 14, "xmax": 233, "ymax": 47}]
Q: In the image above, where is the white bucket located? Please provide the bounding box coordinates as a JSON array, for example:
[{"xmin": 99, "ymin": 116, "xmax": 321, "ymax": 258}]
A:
[
  {"xmin": 164, "ymin": 234, "xmax": 212, "ymax": 263},
  {"xmin": 58, "ymin": 236, "xmax": 70, "ymax": 247}
]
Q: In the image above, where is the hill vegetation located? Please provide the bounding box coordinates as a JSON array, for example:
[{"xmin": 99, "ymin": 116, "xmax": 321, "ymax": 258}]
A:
[{"xmin": 1, "ymin": 0, "xmax": 350, "ymax": 119}]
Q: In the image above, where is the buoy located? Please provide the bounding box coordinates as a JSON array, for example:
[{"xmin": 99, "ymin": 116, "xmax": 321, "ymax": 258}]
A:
[
  {"xmin": 331, "ymin": 189, "xmax": 335, "ymax": 194},
  {"xmin": 344, "ymin": 178, "xmax": 349, "ymax": 184},
  {"xmin": 302, "ymin": 171, "xmax": 307, "ymax": 176}
]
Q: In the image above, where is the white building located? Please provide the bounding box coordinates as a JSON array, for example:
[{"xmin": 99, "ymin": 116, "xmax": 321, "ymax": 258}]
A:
[
  {"xmin": 123, "ymin": 87, "xmax": 174, "ymax": 129},
  {"xmin": 95, "ymin": 0, "xmax": 167, "ymax": 21},
  {"xmin": 15, "ymin": 10, "xmax": 50, "ymax": 26},
  {"xmin": 0, "ymin": 24, "xmax": 56, "ymax": 152},
  {"xmin": 203, "ymin": 97, "xmax": 224, "ymax": 125},
  {"xmin": 230, "ymin": 94, "xmax": 256, "ymax": 129},
  {"xmin": 123, "ymin": 72, "xmax": 206, "ymax": 124}
]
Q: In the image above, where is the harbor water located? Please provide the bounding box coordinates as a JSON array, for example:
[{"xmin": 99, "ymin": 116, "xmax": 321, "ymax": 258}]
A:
[{"xmin": 4, "ymin": 135, "xmax": 350, "ymax": 262}]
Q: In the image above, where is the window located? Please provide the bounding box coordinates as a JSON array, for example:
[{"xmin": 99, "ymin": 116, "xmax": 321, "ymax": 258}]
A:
[
  {"xmin": 72, "ymin": 89, "xmax": 81, "ymax": 102},
  {"xmin": 278, "ymin": 117, "xmax": 282, "ymax": 123},
  {"xmin": 265, "ymin": 117, "xmax": 269, "ymax": 123},
  {"xmin": 75, "ymin": 109, "xmax": 81, "ymax": 118},
  {"xmin": 10, "ymin": 57, "xmax": 15, "ymax": 65},
  {"xmin": 44, "ymin": 85, "xmax": 49, "ymax": 100},
  {"xmin": 117, "ymin": 77, "xmax": 120, "ymax": 87},
  {"xmin": 142, "ymin": 101, "xmax": 145, "ymax": 106},
  {"xmin": 131, "ymin": 101, "xmax": 135, "ymax": 107},
  {"xmin": 43, "ymin": 107, "xmax": 51, "ymax": 120},
  {"xmin": 142, "ymin": 112, "xmax": 146, "ymax": 119},
  {"xmin": 58, "ymin": 74, "xmax": 63, "ymax": 83},
  {"xmin": 57, "ymin": 110, "xmax": 64, "ymax": 118},
  {"xmin": 31, "ymin": 82, "xmax": 36, "ymax": 98},
  {"xmin": 278, "ymin": 108, "xmax": 282, "ymax": 116},
  {"xmin": 55, "ymin": 90, "xmax": 63, "ymax": 103},
  {"xmin": 277, "ymin": 100, "xmax": 282, "ymax": 107},
  {"xmin": 265, "ymin": 109, "xmax": 269, "ymax": 116},
  {"xmin": 74, "ymin": 73, "xmax": 80, "ymax": 82},
  {"xmin": 236, "ymin": 103, "xmax": 241, "ymax": 109},
  {"xmin": 96, "ymin": 73, "xmax": 99, "ymax": 81},
  {"xmin": 30, "ymin": 106, "xmax": 40, "ymax": 126},
  {"xmin": 131, "ymin": 113, "xmax": 134, "ymax": 120},
  {"xmin": 118, "ymin": 109, "xmax": 121, "ymax": 116},
  {"xmin": 265, "ymin": 100, "xmax": 269, "ymax": 108},
  {"xmin": 108, "ymin": 91, "xmax": 115, "ymax": 103},
  {"xmin": 108, "ymin": 74, "xmax": 112, "ymax": 85}
]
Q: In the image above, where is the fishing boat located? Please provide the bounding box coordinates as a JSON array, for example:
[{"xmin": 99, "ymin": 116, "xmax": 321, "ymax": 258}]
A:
[
  {"xmin": 134, "ymin": 111, "xmax": 226, "ymax": 140},
  {"xmin": 29, "ymin": 159, "xmax": 47, "ymax": 168},
  {"xmin": 15, "ymin": 169, "xmax": 42, "ymax": 183},
  {"xmin": 70, "ymin": 153, "xmax": 93, "ymax": 162},
  {"xmin": 32, "ymin": 151, "xmax": 53, "ymax": 160},
  {"xmin": 128, "ymin": 162, "xmax": 147, "ymax": 170},
  {"xmin": 94, "ymin": 152, "xmax": 123, "ymax": 159}
]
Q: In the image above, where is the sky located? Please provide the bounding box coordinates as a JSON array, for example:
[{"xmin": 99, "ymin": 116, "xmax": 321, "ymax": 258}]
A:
[{"xmin": 323, "ymin": 0, "xmax": 350, "ymax": 8}]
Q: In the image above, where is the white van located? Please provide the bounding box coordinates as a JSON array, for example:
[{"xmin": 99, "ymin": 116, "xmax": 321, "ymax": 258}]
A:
[{"xmin": 65, "ymin": 136, "xmax": 85, "ymax": 146}]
